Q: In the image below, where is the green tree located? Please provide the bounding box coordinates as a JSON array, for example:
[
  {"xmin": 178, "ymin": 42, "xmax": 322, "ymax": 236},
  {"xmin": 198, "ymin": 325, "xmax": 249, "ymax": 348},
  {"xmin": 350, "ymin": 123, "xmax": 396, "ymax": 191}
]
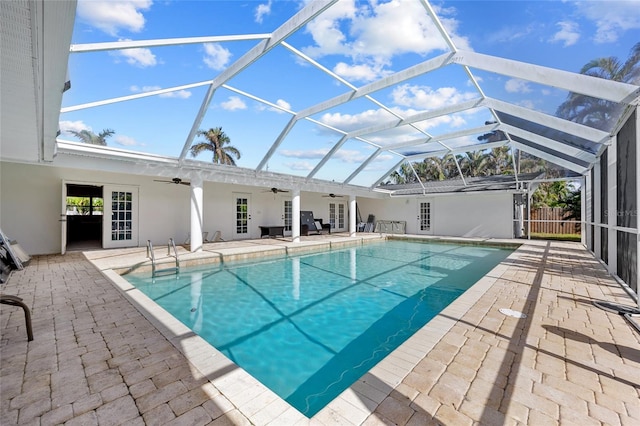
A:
[
  {"xmin": 389, "ymin": 162, "xmax": 418, "ymax": 184},
  {"xmin": 487, "ymin": 146, "xmax": 512, "ymax": 175},
  {"xmin": 69, "ymin": 129, "xmax": 114, "ymax": 146},
  {"xmin": 421, "ymin": 155, "xmax": 457, "ymax": 181},
  {"xmin": 556, "ymin": 42, "xmax": 640, "ymax": 130},
  {"xmin": 557, "ymin": 188, "xmax": 581, "ymax": 232},
  {"xmin": 460, "ymin": 151, "xmax": 489, "ymax": 177},
  {"xmin": 532, "ymin": 181, "xmax": 571, "ymax": 209},
  {"xmin": 190, "ymin": 127, "xmax": 241, "ymax": 165}
]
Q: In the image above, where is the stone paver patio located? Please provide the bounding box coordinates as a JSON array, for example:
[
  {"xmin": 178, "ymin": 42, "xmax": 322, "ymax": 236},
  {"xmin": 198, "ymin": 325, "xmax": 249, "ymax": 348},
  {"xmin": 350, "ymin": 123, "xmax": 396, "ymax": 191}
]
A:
[{"xmin": 1, "ymin": 236, "xmax": 639, "ymax": 425}]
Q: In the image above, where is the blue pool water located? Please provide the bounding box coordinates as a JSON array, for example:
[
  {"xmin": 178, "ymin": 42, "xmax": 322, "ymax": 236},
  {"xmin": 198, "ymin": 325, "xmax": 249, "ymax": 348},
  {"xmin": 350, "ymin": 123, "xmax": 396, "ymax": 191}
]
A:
[{"xmin": 125, "ymin": 240, "xmax": 513, "ymax": 416}]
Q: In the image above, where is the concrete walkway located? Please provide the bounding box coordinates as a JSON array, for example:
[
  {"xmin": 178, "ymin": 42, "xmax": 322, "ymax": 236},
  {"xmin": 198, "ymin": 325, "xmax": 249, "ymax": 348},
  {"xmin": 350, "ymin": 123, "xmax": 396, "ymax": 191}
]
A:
[{"xmin": 1, "ymin": 238, "xmax": 638, "ymax": 425}]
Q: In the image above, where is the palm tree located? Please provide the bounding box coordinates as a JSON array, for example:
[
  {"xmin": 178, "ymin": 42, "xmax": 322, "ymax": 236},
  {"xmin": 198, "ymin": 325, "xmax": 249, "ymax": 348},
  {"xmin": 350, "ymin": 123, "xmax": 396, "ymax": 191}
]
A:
[
  {"xmin": 460, "ymin": 151, "xmax": 489, "ymax": 177},
  {"xmin": 389, "ymin": 162, "xmax": 418, "ymax": 184},
  {"xmin": 69, "ymin": 129, "xmax": 114, "ymax": 146},
  {"xmin": 190, "ymin": 127, "xmax": 241, "ymax": 165},
  {"xmin": 556, "ymin": 42, "xmax": 640, "ymax": 130},
  {"xmin": 487, "ymin": 146, "xmax": 512, "ymax": 175},
  {"xmin": 422, "ymin": 155, "xmax": 457, "ymax": 181}
]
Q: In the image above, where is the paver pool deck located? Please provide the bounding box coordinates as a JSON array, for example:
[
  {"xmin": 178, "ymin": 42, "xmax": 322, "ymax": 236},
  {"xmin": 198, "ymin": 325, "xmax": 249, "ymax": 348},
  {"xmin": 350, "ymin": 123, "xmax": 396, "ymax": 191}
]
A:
[{"xmin": 1, "ymin": 234, "xmax": 639, "ymax": 425}]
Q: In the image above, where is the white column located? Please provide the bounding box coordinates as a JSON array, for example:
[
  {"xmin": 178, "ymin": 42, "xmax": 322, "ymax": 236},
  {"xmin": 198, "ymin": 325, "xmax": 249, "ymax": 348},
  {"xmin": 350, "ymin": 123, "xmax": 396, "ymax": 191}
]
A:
[
  {"xmin": 190, "ymin": 175, "xmax": 203, "ymax": 252},
  {"xmin": 585, "ymin": 170, "xmax": 592, "ymax": 250},
  {"xmin": 349, "ymin": 195, "xmax": 357, "ymax": 237},
  {"xmin": 292, "ymin": 189, "xmax": 301, "ymax": 243},
  {"xmin": 607, "ymin": 136, "xmax": 617, "ymax": 275},
  {"xmin": 593, "ymin": 160, "xmax": 601, "ymax": 258}
]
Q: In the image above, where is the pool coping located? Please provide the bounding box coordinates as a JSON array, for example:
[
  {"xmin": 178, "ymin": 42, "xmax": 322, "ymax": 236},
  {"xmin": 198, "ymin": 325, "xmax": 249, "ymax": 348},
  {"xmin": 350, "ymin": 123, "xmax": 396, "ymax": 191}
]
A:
[{"xmin": 88, "ymin": 235, "xmax": 526, "ymax": 424}]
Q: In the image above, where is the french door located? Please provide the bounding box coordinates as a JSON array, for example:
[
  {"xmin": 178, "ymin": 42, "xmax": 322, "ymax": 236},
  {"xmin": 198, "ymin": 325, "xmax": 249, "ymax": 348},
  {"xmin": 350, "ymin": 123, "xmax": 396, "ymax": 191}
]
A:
[
  {"xmin": 103, "ymin": 185, "xmax": 139, "ymax": 248},
  {"xmin": 417, "ymin": 200, "xmax": 433, "ymax": 235},
  {"xmin": 283, "ymin": 199, "xmax": 292, "ymax": 236},
  {"xmin": 234, "ymin": 193, "xmax": 252, "ymax": 239},
  {"xmin": 329, "ymin": 202, "xmax": 346, "ymax": 232}
]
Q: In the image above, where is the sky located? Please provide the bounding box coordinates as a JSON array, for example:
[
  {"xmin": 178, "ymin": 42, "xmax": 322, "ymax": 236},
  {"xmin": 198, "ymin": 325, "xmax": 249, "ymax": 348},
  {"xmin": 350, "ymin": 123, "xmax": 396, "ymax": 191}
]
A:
[{"xmin": 59, "ymin": 0, "xmax": 640, "ymax": 187}]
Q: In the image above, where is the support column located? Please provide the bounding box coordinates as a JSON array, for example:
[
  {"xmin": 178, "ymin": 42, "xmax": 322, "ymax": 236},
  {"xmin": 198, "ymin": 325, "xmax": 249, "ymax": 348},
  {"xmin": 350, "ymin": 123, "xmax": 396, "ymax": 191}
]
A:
[
  {"xmin": 585, "ymin": 170, "xmax": 592, "ymax": 250},
  {"xmin": 190, "ymin": 176, "xmax": 203, "ymax": 252},
  {"xmin": 593, "ymin": 160, "xmax": 601, "ymax": 258},
  {"xmin": 349, "ymin": 195, "xmax": 357, "ymax": 237},
  {"xmin": 607, "ymin": 136, "xmax": 617, "ymax": 275},
  {"xmin": 292, "ymin": 189, "xmax": 301, "ymax": 243}
]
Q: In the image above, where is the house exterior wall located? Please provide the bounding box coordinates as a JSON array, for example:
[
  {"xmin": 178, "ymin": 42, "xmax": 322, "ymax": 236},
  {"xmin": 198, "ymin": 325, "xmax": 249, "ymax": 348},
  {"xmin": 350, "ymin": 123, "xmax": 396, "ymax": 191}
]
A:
[
  {"xmin": 0, "ymin": 162, "xmax": 361, "ymax": 254},
  {"xmin": 357, "ymin": 192, "xmax": 514, "ymax": 239},
  {"xmin": 1, "ymin": 161, "xmax": 514, "ymax": 255}
]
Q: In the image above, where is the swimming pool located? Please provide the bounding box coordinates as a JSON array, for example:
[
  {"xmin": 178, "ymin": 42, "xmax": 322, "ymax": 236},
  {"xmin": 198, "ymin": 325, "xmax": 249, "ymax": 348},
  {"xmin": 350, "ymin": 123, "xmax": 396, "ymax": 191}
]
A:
[{"xmin": 125, "ymin": 240, "xmax": 513, "ymax": 416}]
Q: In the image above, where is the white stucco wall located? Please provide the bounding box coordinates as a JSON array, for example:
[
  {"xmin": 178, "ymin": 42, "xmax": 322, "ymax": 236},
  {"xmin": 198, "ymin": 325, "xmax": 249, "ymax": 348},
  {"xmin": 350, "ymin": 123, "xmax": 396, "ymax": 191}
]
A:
[
  {"xmin": 0, "ymin": 162, "xmax": 358, "ymax": 254},
  {"xmin": 357, "ymin": 192, "xmax": 514, "ymax": 239},
  {"xmin": 1, "ymin": 161, "xmax": 515, "ymax": 255}
]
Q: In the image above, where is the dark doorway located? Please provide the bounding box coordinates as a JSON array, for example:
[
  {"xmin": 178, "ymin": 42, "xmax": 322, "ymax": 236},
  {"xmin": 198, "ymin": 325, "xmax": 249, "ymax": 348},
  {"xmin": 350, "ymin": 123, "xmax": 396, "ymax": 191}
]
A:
[{"xmin": 66, "ymin": 184, "xmax": 103, "ymax": 251}]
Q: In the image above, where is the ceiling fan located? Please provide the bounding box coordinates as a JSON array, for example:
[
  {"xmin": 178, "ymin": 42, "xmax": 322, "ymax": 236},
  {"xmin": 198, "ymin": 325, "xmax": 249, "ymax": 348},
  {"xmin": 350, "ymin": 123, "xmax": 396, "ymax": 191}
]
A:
[
  {"xmin": 263, "ymin": 187, "xmax": 289, "ymax": 194},
  {"xmin": 154, "ymin": 177, "xmax": 190, "ymax": 186},
  {"xmin": 323, "ymin": 193, "xmax": 344, "ymax": 198}
]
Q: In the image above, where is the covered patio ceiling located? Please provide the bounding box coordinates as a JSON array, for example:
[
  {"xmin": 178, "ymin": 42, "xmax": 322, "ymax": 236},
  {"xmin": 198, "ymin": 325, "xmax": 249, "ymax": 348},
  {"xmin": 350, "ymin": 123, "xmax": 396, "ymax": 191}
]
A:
[{"xmin": 2, "ymin": 0, "xmax": 639, "ymax": 197}]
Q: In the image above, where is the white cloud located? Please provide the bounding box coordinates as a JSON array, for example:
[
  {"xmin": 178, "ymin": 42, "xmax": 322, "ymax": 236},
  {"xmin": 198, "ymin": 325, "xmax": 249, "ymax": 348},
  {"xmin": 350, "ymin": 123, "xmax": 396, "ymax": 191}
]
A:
[
  {"xmin": 255, "ymin": 0, "xmax": 272, "ymax": 24},
  {"xmin": 160, "ymin": 90, "xmax": 190, "ymax": 99},
  {"xmin": 59, "ymin": 120, "xmax": 91, "ymax": 134},
  {"xmin": 391, "ymin": 84, "xmax": 477, "ymax": 109},
  {"xmin": 575, "ymin": 0, "xmax": 640, "ymax": 43},
  {"xmin": 221, "ymin": 96, "xmax": 247, "ymax": 111},
  {"xmin": 130, "ymin": 85, "xmax": 191, "ymax": 98},
  {"xmin": 280, "ymin": 148, "xmax": 371, "ymax": 167},
  {"xmin": 203, "ymin": 43, "xmax": 232, "ymax": 70},
  {"xmin": 77, "ymin": 0, "xmax": 152, "ymax": 36},
  {"xmin": 333, "ymin": 149, "xmax": 369, "ymax": 163},
  {"xmin": 114, "ymin": 41, "xmax": 157, "ymax": 67},
  {"xmin": 485, "ymin": 25, "xmax": 534, "ymax": 44},
  {"xmin": 283, "ymin": 161, "xmax": 315, "ymax": 171},
  {"xmin": 269, "ymin": 99, "xmax": 292, "ymax": 114},
  {"xmin": 550, "ymin": 21, "xmax": 580, "ymax": 47},
  {"xmin": 256, "ymin": 98, "xmax": 292, "ymax": 114},
  {"xmin": 333, "ymin": 62, "xmax": 387, "ymax": 83},
  {"xmin": 517, "ymin": 100, "xmax": 536, "ymax": 109},
  {"xmin": 114, "ymin": 135, "xmax": 143, "ymax": 147},
  {"xmin": 321, "ymin": 108, "xmax": 398, "ymax": 132},
  {"xmin": 280, "ymin": 149, "xmax": 328, "ymax": 159},
  {"xmin": 302, "ymin": 0, "xmax": 469, "ymax": 81},
  {"xmin": 505, "ymin": 79, "xmax": 532, "ymax": 94}
]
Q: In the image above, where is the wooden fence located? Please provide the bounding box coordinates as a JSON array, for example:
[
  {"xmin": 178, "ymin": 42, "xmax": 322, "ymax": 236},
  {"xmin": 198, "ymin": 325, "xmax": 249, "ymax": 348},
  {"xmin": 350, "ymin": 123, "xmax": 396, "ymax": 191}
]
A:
[{"xmin": 529, "ymin": 207, "xmax": 580, "ymax": 234}]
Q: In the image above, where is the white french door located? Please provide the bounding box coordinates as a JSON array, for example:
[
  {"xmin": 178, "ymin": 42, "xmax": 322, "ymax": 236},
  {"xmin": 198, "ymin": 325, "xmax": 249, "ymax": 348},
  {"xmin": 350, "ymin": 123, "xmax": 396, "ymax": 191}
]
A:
[
  {"xmin": 282, "ymin": 198, "xmax": 292, "ymax": 236},
  {"xmin": 329, "ymin": 202, "xmax": 347, "ymax": 232},
  {"xmin": 103, "ymin": 185, "xmax": 139, "ymax": 248},
  {"xmin": 234, "ymin": 193, "xmax": 252, "ymax": 239},
  {"xmin": 417, "ymin": 200, "xmax": 433, "ymax": 235}
]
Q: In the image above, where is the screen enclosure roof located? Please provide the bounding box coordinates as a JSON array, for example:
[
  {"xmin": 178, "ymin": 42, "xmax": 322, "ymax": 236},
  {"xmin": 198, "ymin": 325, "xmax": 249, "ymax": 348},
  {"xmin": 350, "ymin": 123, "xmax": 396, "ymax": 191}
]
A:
[{"xmin": 2, "ymin": 0, "xmax": 639, "ymax": 197}]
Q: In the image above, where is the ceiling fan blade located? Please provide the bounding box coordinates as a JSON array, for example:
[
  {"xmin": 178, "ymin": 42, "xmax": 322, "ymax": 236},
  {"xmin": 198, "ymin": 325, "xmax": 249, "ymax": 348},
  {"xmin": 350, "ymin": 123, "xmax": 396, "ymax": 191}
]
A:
[
  {"xmin": 265, "ymin": 187, "xmax": 289, "ymax": 194},
  {"xmin": 154, "ymin": 178, "xmax": 190, "ymax": 185}
]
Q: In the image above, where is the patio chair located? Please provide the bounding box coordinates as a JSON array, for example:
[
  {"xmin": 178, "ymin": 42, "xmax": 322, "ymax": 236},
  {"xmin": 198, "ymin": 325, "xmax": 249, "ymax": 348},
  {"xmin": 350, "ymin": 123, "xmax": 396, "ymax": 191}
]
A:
[
  {"xmin": 300, "ymin": 211, "xmax": 331, "ymax": 236},
  {"xmin": 0, "ymin": 234, "xmax": 34, "ymax": 341},
  {"xmin": 205, "ymin": 231, "xmax": 225, "ymax": 242},
  {"xmin": 0, "ymin": 294, "xmax": 33, "ymax": 341}
]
